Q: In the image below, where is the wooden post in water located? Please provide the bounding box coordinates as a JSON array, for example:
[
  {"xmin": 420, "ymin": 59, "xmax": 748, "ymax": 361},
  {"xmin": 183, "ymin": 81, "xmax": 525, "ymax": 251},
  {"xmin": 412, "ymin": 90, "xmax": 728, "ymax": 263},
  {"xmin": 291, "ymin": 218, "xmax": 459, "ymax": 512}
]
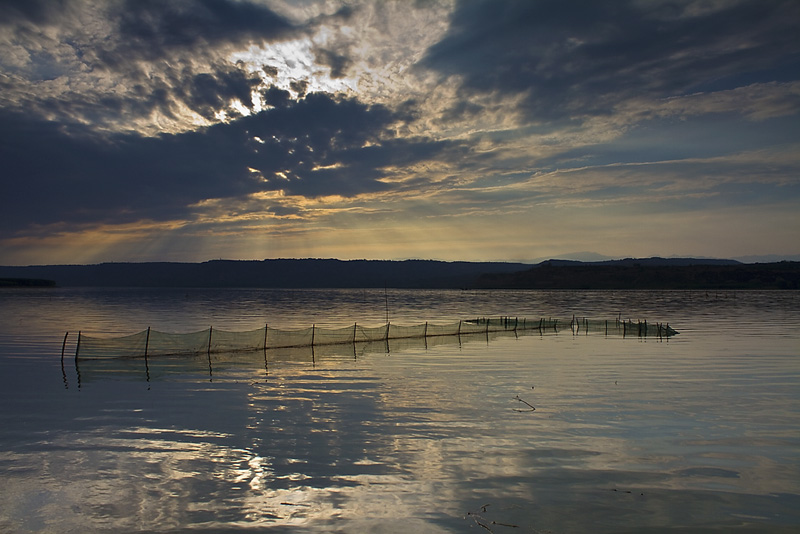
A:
[
  {"xmin": 384, "ymin": 285, "xmax": 389, "ymax": 325},
  {"xmin": 144, "ymin": 327, "xmax": 150, "ymax": 357},
  {"xmin": 353, "ymin": 322, "xmax": 358, "ymax": 344},
  {"xmin": 207, "ymin": 326, "xmax": 213, "ymax": 354},
  {"xmin": 264, "ymin": 323, "xmax": 269, "ymax": 351},
  {"xmin": 311, "ymin": 324, "xmax": 316, "ymax": 347}
]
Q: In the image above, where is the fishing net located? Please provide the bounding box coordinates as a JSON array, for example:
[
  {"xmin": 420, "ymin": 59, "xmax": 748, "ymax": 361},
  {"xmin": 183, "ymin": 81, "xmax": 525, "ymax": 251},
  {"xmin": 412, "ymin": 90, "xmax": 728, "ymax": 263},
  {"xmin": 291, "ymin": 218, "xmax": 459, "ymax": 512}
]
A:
[
  {"xmin": 76, "ymin": 330, "xmax": 149, "ymax": 359},
  {"xmin": 73, "ymin": 318, "xmax": 677, "ymax": 360}
]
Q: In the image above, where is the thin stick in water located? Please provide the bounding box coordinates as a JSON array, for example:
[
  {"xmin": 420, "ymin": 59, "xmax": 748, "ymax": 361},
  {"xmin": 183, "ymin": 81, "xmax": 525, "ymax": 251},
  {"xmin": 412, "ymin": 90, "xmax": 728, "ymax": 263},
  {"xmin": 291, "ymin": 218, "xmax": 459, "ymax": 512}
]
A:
[{"xmin": 513, "ymin": 395, "xmax": 535, "ymax": 412}]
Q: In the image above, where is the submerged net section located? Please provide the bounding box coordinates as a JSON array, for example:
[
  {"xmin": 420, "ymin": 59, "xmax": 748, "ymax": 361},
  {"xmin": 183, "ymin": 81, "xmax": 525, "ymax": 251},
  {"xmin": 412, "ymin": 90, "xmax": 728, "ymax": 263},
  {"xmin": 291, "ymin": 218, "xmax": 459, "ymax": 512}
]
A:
[{"xmin": 73, "ymin": 317, "xmax": 678, "ymax": 360}]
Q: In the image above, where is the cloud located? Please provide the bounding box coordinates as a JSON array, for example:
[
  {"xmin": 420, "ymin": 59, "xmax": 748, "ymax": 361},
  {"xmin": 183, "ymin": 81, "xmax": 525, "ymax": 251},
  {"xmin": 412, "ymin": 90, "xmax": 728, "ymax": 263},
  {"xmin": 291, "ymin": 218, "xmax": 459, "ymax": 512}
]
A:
[
  {"xmin": 0, "ymin": 0, "xmax": 298, "ymax": 134},
  {"xmin": 0, "ymin": 92, "xmax": 456, "ymax": 234},
  {"xmin": 637, "ymin": 82, "xmax": 800, "ymax": 122},
  {"xmin": 314, "ymin": 48, "xmax": 352, "ymax": 79},
  {"xmin": 420, "ymin": 0, "xmax": 800, "ymax": 123},
  {"xmin": 112, "ymin": 0, "xmax": 292, "ymax": 59},
  {"xmin": 0, "ymin": 0, "xmax": 70, "ymax": 25},
  {"xmin": 0, "ymin": 1, "xmax": 456, "ymax": 137},
  {"xmin": 174, "ymin": 64, "xmax": 263, "ymax": 120},
  {"xmin": 1, "ymin": 0, "xmax": 798, "ymax": 264}
]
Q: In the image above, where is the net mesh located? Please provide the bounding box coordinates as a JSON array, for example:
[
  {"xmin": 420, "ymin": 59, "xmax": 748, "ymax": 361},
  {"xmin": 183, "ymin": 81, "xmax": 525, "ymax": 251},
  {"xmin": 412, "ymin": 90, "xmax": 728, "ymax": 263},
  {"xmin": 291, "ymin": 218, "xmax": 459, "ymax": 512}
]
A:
[
  {"xmin": 149, "ymin": 329, "xmax": 210, "ymax": 356},
  {"xmin": 77, "ymin": 330, "xmax": 148, "ymax": 359},
  {"xmin": 354, "ymin": 324, "xmax": 390, "ymax": 343},
  {"xmin": 266, "ymin": 326, "xmax": 314, "ymax": 349},
  {"xmin": 74, "ymin": 318, "xmax": 677, "ymax": 360},
  {"xmin": 211, "ymin": 327, "xmax": 266, "ymax": 353}
]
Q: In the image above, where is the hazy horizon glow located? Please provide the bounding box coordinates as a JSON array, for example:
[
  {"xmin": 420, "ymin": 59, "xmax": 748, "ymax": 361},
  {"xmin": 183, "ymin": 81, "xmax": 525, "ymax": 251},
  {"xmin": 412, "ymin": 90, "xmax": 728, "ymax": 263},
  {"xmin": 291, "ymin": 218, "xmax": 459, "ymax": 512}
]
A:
[{"xmin": 1, "ymin": 0, "xmax": 798, "ymax": 265}]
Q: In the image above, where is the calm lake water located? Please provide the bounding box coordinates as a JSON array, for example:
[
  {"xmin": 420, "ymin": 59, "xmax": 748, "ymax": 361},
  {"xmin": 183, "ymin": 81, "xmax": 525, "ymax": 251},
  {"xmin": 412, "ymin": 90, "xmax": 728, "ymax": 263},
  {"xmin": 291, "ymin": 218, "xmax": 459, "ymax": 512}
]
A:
[{"xmin": 0, "ymin": 288, "xmax": 798, "ymax": 533}]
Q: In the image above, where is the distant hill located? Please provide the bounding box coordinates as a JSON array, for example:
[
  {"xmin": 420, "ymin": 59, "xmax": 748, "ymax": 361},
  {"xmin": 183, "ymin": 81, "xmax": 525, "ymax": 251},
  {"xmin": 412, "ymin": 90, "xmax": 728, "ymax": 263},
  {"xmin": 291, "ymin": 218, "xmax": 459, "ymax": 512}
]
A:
[
  {"xmin": 0, "ymin": 259, "xmax": 528, "ymax": 289},
  {"xmin": 1, "ymin": 257, "xmax": 795, "ymax": 289},
  {"xmin": 734, "ymin": 254, "xmax": 800, "ymax": 263},
  {"xmin": 473, "ymin": 259, "xmax": 800, "ymax": 290},
  {"xmin": 539, "ymin": 257, "xmax": 741, "ymax": 267}
]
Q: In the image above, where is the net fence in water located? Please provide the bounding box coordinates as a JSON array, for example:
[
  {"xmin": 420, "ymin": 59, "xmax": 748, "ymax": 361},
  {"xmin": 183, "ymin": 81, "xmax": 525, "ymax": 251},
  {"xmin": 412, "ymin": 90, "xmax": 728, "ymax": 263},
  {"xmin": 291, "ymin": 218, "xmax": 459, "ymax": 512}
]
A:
[{"xmin": 72, "ymin": 317, "xmax": 678, "ymax": 360}]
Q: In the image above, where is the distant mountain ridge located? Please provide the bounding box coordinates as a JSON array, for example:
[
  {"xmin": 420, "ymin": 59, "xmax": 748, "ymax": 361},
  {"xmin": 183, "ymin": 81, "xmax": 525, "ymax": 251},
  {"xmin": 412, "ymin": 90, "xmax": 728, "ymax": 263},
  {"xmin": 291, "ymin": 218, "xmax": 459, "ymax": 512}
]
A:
[
  {"xmin": 474, "ymin": 259, "xmax": 799, "ymax": 290},
  {"xmin": 540, "ymin": 257, "xmax": 741, "ymax": 267},
  {"xmin": 0, "ymin": 259, "xmax": 527, "ymax": 289},
  {"xmin": 0, "ymin": 257, "xmax": 794, "ymax": 289}
]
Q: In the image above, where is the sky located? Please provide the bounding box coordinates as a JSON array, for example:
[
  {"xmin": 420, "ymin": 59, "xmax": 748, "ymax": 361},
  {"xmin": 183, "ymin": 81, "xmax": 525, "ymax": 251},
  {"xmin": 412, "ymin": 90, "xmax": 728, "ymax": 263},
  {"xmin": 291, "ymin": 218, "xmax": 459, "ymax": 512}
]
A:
[{"xmin": 1, "ymin": 0, "xmax": 799, "ymax": 266}]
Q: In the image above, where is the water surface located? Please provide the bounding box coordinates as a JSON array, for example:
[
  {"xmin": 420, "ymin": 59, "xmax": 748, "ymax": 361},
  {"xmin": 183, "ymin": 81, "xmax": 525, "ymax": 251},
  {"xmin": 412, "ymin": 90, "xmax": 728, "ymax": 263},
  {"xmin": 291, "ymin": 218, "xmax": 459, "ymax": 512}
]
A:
[{"xmin": 1, "ymin": 288, "xmax": 798, "ymax": 533}]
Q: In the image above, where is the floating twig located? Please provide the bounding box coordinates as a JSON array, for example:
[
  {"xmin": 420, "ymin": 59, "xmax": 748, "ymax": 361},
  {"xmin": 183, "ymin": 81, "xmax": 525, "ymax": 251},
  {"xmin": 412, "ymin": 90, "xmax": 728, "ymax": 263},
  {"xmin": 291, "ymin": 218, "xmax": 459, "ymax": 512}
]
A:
[
  {"xmin": 466, "ymin": 503, "xmax": 521, "ymax": 531},
  {"xmin": 610, "ymin": 488, "xmax": 645, "ymax": 496},
  {"xmin": 493, "ymin": 520, "xmax": 520, "ymax": 528},
  {"xmin": 513, "ymin": 395, "xmax": 535, "ymax": 412},
  {"xmin": 466, "ymin": 504, "xmax": 494, "ymax": 532}
]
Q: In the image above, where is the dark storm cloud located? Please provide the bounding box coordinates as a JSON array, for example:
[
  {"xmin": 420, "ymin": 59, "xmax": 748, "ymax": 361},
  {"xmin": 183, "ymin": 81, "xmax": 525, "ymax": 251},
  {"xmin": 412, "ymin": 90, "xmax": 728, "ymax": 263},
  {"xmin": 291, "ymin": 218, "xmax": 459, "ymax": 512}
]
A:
[
  {"xmin": 0, "ymin": 93, "xmax": 454, "ymax": 233},
  {"xmin": 176, "ymin": 64, "xmax": 263, "ymax": 119},
  {"xmin": 0, "ymin": 0, "xmax": 69, "ymax": 24},
  {"xmin": 237, "ymin": 92, "xmax": 458, "ymax": 197},
  {"xmin": 30, "ymin": 60, "xmax": 264, "ymax": 126},
  {"xmin": 109, "ymin": 0, "xmax": 293, "ymax": 61},
  {"xmin": 421, "ymin": 0, "xmax": 800, "ymax": 121},
  {"xmin": 0, "ymin": 0, "xmax": 293, "ymax": 65}
]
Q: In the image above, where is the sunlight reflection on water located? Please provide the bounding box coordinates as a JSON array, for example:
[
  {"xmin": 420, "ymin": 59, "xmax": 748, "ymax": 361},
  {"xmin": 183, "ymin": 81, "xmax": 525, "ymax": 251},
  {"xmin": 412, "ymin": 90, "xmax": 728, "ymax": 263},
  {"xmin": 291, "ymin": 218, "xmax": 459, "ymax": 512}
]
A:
[{"xmin": 0, "ymin": 289, "xmax": 798, "ymax": 533}]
